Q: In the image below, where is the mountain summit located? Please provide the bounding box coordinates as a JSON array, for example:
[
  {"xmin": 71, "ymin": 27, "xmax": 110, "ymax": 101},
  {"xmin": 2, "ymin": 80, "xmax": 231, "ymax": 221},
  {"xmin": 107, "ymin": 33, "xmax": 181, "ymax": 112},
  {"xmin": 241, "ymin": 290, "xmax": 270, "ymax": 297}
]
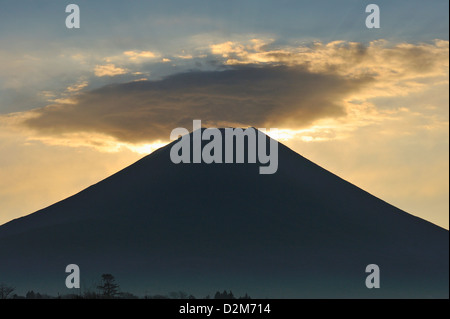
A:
[{"xmin": 0, "ymin": 129, "xmax": 448, "ymax": 298}]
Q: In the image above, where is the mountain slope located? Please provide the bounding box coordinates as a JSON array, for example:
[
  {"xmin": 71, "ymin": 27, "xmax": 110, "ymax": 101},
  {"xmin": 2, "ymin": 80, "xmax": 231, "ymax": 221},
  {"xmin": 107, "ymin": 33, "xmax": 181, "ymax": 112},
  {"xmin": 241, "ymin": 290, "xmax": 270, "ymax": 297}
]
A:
[{"xmin": 0, "ymin": 129, "xmax": 447, "ymax": 298}]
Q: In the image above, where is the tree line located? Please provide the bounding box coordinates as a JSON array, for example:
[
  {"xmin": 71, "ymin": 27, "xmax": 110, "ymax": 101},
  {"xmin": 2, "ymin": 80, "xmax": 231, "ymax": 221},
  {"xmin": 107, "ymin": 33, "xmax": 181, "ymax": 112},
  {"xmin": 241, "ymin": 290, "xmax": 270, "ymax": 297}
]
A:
[{"xmin": 0, "ymin": 274, "xmax": 251, "ymax": 299}]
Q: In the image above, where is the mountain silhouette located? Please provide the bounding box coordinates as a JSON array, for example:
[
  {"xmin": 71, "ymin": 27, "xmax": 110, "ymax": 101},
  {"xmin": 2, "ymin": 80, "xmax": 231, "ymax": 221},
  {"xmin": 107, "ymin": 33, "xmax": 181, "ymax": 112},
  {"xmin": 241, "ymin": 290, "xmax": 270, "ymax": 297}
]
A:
[{"xmin": 0, "ymin": 129, "xmax": 448, "ymax": 298}]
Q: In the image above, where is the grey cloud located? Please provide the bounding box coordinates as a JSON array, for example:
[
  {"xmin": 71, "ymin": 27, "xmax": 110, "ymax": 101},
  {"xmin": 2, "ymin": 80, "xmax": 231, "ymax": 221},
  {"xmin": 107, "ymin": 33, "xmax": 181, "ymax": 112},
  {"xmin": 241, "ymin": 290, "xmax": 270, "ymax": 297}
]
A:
[{"xmin": 24, "ymin": 65, "xmax": 373, "ymax": 143}]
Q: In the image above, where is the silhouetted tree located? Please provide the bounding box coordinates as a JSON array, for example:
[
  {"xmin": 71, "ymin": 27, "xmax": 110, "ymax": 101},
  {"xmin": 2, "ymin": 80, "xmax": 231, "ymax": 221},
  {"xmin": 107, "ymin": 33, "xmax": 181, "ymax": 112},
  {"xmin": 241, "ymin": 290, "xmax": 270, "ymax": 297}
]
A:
[
  {"xmin": 83, "ymin": 288, "xmax": 100, "ymax": 299},
  {"xmin": 0, "ymin": 283, "xmax": 15, "ymax": 299},
  {"xmin": 214, "ymin": 290, "xmax": 235, "ymax": 299},
  {"xmin": 97, "ymin": 274, "xmax": 120, "ymax": 298},
  {"xmin": 26, "ymin": 290, "xmax": 35, "ymax": 299}
]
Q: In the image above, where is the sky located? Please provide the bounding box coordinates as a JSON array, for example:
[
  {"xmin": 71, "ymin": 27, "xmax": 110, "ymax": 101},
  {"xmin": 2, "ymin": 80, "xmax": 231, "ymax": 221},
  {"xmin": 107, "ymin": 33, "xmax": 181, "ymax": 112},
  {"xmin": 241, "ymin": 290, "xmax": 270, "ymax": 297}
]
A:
[{"xmin": 0, "ymin": 0, "xmax": 448, "ymax": 229}]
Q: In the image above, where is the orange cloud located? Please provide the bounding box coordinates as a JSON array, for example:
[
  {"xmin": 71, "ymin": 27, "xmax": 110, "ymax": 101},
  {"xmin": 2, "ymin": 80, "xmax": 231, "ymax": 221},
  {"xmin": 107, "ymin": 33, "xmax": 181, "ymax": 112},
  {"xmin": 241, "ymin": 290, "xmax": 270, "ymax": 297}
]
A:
[
  {"xmin": 124, "ymin": 50, "xmax": 158, "ymax": 60},
  {"xmin": 94, "ymin": 64, "xmax": 128, "ymax": 77}
]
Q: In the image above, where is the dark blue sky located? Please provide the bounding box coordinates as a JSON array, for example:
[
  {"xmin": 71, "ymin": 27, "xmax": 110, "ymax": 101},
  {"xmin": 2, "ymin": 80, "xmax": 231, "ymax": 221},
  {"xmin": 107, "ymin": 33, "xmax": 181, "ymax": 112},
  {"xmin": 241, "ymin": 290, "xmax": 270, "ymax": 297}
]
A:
[{"xmin": 0, "ymin": 0, "xmax": 448, "ymax": 50}]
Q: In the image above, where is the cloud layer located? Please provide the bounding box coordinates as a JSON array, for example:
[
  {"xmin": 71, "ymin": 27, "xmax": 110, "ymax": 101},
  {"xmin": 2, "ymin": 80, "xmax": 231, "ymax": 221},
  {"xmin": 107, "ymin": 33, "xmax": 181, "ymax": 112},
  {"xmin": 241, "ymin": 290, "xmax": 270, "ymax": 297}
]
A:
[
  {"xmin": 23, "ymin": 65, "xmax": 372, "ymax": 143},
  {"xmin": 16, "ymin": 39, "xmax": 447, "ymax": 147}
]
